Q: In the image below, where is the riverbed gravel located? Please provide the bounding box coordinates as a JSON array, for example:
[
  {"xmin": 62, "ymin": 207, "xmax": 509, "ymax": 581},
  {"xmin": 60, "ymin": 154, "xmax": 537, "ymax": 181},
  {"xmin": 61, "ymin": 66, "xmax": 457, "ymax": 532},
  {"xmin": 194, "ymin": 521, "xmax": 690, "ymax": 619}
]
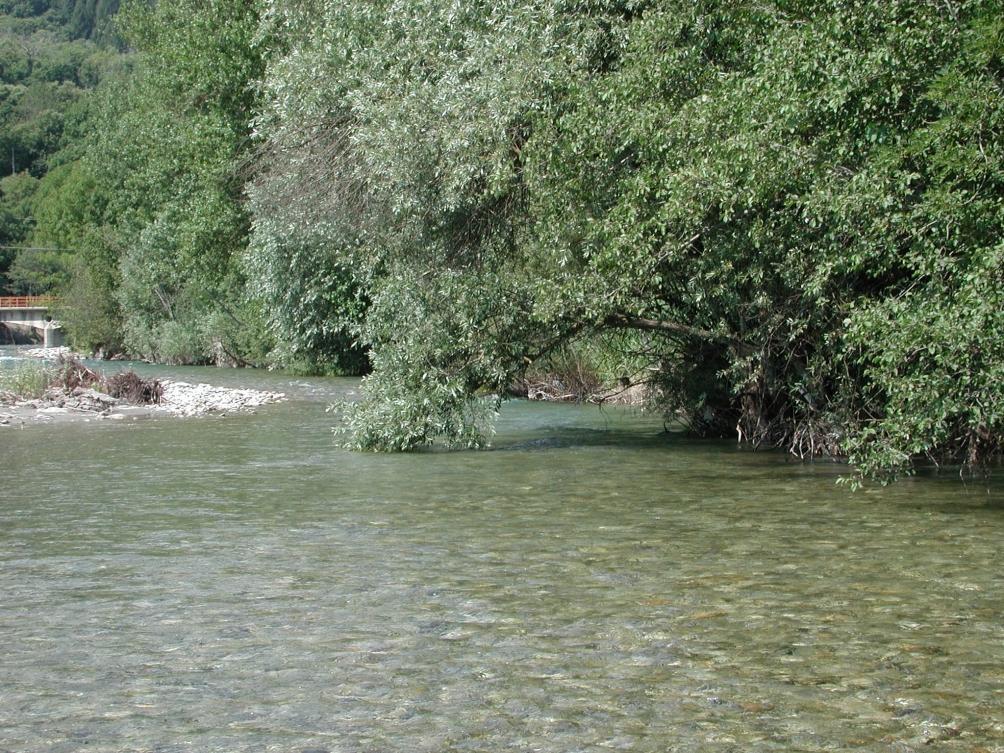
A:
[
  {"xmin": 157, "ymin": 380, "xmax": 286, "ymax": 417},
  {"xmin": 21, "ymin": 346, "xmax": 84, "ymax": 360},
  {"xmin": 0, "ymin": 379, "xmax": 285, "ymax": 425}
]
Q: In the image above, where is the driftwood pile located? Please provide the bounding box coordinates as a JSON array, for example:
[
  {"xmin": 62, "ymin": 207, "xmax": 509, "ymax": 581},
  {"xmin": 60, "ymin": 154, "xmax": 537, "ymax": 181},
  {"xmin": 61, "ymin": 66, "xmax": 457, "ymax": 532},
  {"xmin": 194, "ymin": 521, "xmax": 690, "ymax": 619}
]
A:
[
  {"xmin": 48, "ymin": 355, "xmax": 163, "ymax": 405},
  {"xmin": 103, "ymin": 370, "xmax": 164, "ymax": 404}
]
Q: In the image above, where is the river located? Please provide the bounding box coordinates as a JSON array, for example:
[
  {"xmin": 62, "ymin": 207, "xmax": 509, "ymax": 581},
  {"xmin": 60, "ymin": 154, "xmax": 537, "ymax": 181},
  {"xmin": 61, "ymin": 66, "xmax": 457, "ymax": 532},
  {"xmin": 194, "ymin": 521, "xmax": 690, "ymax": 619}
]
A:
[{"xmin": 2, "ymin": 349, "xmax": 1003, "ymax": 751}]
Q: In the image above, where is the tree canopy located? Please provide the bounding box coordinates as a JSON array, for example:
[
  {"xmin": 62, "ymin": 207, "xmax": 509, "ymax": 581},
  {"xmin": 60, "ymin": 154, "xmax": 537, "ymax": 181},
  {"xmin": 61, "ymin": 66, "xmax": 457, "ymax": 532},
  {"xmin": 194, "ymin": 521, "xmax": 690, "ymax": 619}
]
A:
[
  {"xmin": 245, "ymin": 0, "xmax": 1003, "ymax": 478},
  {"xmin": 0, "ymin": 0, "xmax": 122, "ymax": 293},
  {"xmin": 18, "ymin": 0, "xmax": 1004, "ymax": 479}
]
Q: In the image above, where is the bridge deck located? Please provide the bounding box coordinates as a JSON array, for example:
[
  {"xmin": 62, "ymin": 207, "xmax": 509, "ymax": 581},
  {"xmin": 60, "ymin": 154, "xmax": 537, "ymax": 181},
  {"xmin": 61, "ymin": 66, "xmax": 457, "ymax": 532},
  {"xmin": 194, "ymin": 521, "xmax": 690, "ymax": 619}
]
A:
[{"xmin": 0, "ymin": 296, "xmax": 57, "ymax": 309}]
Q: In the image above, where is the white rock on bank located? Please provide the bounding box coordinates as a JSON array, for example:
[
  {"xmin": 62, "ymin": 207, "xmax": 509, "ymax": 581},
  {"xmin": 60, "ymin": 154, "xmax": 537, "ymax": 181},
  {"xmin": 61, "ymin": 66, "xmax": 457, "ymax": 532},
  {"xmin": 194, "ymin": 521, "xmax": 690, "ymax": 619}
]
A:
[
  {"xmin": 22, "ymin": 347, "xmax": 84, "ymax": 360},
  {"xmin": 156, "ymin": 380, "xmax": 285, "ymax": 416}
]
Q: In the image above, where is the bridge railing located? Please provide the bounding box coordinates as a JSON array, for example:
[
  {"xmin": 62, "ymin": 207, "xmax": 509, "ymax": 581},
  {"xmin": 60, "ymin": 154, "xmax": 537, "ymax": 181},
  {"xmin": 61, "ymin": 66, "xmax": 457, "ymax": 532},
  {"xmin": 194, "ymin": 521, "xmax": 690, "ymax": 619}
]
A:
[{"xmin": 0, "ymin": 295, "xmax": 58, "ymax": 308}]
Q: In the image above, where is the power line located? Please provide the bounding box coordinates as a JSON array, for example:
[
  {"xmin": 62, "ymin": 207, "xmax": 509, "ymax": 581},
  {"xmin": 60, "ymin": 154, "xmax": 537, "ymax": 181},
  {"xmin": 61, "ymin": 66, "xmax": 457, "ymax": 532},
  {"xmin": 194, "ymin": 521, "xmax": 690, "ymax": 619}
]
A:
[{"xmin": 0, "ymin": 245, "xmax": 77, "ymax": 253}]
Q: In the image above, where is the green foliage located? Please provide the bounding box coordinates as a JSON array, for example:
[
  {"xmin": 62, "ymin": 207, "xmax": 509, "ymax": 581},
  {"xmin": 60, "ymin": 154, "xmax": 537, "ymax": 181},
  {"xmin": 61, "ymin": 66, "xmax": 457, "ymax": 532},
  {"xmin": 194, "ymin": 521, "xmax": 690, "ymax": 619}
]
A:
[
  {"xmin": 250, "ymin": 0, "xmax": 586, "ymax": 422},
  {"xmin": 0, "ymin": 172, "xmax": 37, "ymax": 238},
  {"xmin": 0, "ymin": 359, "xmax": 51, "ymax": 398},
  {"xmin": 58, "ymin": 255, "xmax": 119, "ymax": 351},
  {"xmin": 63, "ymin": 0, "xmax": 120, "ymax": 43},
  {"xmin": 8, "ymin": 245, "xmax": 70, "ymax": 291},
  {"xmin": 243, "ymin": 234, "xmax": 368, "ymax": 374},
  {"xmin": 339, "ymin": 264, "xmax": 553, "ymax": 450},
  {"xmin": 0, "ymin": 0, "xmax": 120, "ymax": 42},
  {"xmin": 0, "ymin": 0, "xmax": 123, "ymax": 299},
  {"xmin": 838, "ymin": 12, "xmax": 1004, "ymax": 477},
  {"xmin": 47, "ymin": 0, "xmax": 273, "ymax": 363},
  {"xmin": 0, "ymin": 80, "xmax": 82, "ymax": 178},
  {"xmin": 28, "ymin": 157, "xmax": 122, "ymax": 349},
  {"xmin": 0, "ymin": 20, "xmax": 119, "ymax": 180},
  {"xmin": 0, "ymin": 170, "xmax": 38, "ymax": 291},
  {"xmin": 249, "ymin": 0, "xmax": 1004, "ymax": 477}
]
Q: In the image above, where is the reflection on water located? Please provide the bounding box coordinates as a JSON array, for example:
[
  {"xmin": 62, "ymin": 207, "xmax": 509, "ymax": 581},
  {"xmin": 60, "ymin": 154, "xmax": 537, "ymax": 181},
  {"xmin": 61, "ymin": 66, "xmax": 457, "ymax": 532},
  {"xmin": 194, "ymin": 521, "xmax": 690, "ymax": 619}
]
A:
[{"xmin": 1, "ymin": 350, "xmax": 1003, "ymax": 751}]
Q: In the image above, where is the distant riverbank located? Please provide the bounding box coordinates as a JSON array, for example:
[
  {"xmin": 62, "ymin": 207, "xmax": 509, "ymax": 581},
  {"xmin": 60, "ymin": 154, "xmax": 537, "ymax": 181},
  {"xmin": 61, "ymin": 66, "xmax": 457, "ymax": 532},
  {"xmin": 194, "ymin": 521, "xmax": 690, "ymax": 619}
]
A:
[{"xmin": 0, "ymin": 348, "xmax": 285, "ymax": 427}]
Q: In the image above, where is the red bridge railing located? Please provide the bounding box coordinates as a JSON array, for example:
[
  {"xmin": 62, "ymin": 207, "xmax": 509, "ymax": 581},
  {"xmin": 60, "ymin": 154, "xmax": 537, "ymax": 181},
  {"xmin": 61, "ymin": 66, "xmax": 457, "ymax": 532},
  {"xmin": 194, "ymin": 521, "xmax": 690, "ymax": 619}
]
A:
[{"xmin": 0, "ymin": 296, "xmax": 58, "ymax": 308}]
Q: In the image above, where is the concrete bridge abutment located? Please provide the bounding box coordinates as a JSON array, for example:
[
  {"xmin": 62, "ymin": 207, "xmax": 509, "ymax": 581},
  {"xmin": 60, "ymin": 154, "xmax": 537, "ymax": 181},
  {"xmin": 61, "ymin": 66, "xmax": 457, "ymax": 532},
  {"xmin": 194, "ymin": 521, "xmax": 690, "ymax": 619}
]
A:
[{"xmin": 0, "ymin": 297, "xmax": 63, "ymax": 348}]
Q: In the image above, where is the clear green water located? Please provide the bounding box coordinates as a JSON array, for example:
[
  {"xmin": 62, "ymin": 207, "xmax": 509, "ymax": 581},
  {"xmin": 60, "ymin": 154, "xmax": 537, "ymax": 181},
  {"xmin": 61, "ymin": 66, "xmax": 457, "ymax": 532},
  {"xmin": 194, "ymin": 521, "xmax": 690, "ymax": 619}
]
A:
[{"xmin": 2, "ymin": 351, "xmax": 1003, "ymax": 752}]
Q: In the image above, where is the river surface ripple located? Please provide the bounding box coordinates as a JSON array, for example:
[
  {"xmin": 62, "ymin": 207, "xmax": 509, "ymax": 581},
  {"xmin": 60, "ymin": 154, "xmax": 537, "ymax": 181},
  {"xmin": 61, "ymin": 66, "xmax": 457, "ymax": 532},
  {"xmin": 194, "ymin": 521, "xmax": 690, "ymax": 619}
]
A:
[{"xmin": 2, "ymin": 352, "xmax": 1003, "ymax": 751}]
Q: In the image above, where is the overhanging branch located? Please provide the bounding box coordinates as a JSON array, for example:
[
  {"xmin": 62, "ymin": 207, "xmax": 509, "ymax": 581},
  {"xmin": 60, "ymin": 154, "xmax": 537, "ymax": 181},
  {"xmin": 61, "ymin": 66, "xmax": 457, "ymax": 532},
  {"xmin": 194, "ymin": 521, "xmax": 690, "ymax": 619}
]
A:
[{"xmin": 605, "ymin": 314, "xmax": 752, "ymax": 354}]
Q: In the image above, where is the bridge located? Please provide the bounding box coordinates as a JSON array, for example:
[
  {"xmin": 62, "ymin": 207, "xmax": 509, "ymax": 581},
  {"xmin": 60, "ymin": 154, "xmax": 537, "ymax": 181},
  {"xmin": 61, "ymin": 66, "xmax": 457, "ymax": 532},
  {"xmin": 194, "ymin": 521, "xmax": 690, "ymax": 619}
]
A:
[{"xmin": 0, "ymin": 296, "xmax": 65, "ymax": 348}]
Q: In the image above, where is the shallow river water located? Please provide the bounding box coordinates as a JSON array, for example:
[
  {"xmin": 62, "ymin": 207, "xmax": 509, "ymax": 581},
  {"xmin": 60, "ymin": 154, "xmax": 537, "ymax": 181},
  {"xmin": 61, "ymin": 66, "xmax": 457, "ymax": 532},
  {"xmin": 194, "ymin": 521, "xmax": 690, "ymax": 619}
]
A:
[{"xmin": 2, "ymin": 351, "xmax": 1003, "ymax": 752}]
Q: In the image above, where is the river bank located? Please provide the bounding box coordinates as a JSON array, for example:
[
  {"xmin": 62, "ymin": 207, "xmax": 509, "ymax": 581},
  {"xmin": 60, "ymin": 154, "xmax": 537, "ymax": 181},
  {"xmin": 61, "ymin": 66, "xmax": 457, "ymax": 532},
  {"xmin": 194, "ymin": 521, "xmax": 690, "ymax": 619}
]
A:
[
  {"xmin": 0, "ymin": 380, "xmax": 286, "ymax": 426},
  {"xmin": 0, "ymin": 350, "xmax": 286, "ymax": 426}
]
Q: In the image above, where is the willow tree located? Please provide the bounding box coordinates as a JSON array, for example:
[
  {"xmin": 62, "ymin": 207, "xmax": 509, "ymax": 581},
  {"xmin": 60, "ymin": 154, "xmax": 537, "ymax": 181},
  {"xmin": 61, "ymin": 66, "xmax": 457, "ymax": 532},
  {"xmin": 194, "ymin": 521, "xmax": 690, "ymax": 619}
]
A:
[
  {"xmin": 248, "ymin": 0, "xmax": 592, "ymax": 385},
  {"xmin": 251, "ymin": 0, "xmax": 1003, "ymax": 478}
]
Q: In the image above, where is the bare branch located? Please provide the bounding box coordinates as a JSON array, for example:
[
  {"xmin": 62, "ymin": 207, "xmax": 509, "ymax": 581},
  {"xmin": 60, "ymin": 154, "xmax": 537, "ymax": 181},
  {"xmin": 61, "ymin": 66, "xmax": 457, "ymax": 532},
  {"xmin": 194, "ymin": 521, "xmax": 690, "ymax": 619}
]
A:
[{"xmin": 604, "ymin": 314, "xmax": 752, "ymax": 354}]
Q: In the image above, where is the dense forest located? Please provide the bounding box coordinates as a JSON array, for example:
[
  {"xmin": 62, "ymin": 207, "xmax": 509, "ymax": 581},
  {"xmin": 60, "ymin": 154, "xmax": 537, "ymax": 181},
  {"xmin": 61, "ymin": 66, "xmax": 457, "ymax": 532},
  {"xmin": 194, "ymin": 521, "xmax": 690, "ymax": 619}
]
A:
[
  {"xmin": 0, "ymin": 0, "xmax": 121, "ymax": 292},
  {"xmin": 2, "ymin": 0, "xmax": 1001, "ymax": 479}
]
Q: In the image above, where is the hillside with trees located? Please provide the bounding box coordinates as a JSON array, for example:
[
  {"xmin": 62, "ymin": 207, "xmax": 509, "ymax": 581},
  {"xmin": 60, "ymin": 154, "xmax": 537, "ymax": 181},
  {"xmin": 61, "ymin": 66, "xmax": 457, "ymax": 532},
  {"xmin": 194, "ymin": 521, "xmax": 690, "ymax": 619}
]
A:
[
  {"xmin": 16, "ymin": 0, "xmax": 1004, "ymax": 480},
  {"xmin": 0, "ymin": 0, "xmax": 122, "ymax": 293}
]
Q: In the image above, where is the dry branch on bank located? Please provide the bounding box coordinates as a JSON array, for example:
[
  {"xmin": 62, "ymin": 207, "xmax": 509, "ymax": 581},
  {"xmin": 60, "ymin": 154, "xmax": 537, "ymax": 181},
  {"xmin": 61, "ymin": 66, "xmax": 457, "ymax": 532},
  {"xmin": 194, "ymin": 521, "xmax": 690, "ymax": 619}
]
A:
[{"xmin": 102, "ymin": 370, "xmax": 164, "ymax": 405}]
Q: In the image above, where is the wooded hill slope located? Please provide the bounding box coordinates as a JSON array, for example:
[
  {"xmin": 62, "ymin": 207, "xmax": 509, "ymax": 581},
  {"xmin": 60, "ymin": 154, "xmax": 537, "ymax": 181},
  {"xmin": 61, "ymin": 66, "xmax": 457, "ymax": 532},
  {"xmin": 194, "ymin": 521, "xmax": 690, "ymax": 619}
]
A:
[{"xmin": 0, "ymin": 0, "xmax": 122, "ymax": 292}]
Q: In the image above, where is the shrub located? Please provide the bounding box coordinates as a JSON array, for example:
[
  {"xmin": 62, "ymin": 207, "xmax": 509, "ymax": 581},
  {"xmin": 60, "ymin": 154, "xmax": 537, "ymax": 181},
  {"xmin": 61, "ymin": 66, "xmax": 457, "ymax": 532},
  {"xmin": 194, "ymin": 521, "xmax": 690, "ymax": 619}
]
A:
[{"xmin": 0, "ymin": 360, "xmax": 53, "ymax": 399}]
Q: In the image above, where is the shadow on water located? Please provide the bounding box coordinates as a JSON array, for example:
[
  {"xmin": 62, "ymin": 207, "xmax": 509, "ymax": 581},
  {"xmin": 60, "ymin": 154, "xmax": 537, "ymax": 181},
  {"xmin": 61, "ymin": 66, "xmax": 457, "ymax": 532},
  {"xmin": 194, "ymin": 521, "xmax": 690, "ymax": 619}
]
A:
[{"xmin": 493, "ymin": 426, "xmax": 678, "ymax": 452}]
